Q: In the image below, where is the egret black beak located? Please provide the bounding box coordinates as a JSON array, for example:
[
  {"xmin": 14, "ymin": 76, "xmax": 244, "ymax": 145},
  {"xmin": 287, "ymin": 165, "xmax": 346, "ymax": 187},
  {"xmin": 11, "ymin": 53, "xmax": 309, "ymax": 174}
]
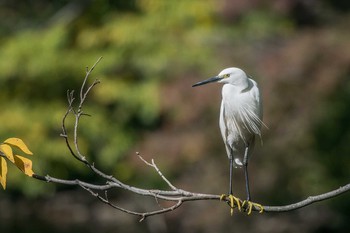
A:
[{"xmin": 192, "ymin": 76, "xmax": 223, "ymax": 87}]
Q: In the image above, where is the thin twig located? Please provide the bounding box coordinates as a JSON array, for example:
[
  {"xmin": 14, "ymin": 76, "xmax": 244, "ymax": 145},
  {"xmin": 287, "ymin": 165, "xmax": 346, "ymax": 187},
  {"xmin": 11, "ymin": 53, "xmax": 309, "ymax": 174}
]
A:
[
  {"xmin": 80, "ymin": 57, "xmax": 102, "ymax": 103},
  {"xmin": 137, "ymin": 152, "xmax": 177, "ymax": 191},
  {"xmin": 60, "ymin": 90, "xmax": 83, "ymax": 162}
]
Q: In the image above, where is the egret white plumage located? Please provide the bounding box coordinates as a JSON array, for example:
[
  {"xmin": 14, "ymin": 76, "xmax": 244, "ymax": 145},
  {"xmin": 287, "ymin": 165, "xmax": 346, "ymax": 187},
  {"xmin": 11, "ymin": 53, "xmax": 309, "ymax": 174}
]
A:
[{"xmin": 192, "ymin": 67, "xmax": 265, "ymax": 214}]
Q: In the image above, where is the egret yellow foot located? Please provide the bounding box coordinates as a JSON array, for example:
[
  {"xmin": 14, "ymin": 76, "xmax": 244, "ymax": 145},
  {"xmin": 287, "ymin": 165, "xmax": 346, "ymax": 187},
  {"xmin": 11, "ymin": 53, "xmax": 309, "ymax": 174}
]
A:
[
  {"xmin": 241, "ymin": 200, "xmax": 264, "ymax": 215},
  {"xmin": 220, "ymin": 194, "xmax": 242, "ymax": 215}
]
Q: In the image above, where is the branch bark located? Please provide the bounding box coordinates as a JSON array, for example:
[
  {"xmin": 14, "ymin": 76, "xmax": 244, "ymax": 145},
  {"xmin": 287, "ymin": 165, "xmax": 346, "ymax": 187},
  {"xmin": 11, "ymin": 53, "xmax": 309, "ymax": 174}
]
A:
[{"xmin": 32, "ymin": 57, "xmax": 350, "ymax": 221}]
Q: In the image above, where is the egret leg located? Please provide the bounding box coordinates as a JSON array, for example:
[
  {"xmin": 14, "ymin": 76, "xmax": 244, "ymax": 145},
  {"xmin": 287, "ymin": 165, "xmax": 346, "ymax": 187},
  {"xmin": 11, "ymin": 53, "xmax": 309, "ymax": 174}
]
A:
[
  {"xmin": 220, "ymin": 155, "xmax": 242, "ymax": 215},
  {"xmin": 241, "ymin": 146, "xmax": 264, "ymax": 215},
  {"xmin": 243, "ymin": 146, "xmax": 251, "ymax": 201},
  {"xmin": 229, "ymin": 156, "xmax": 234, "ymax": 195}
]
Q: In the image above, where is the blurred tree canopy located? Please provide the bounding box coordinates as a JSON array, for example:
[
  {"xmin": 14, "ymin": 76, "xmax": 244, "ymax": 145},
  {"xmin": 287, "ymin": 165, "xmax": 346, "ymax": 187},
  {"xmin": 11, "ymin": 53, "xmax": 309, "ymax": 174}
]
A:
[
  {"xmin": 0, "ymin": 0, "xmax": 349, "ymax": 232},
  {"xmin": 0, "ymin": 0, "xmax": 220, "ymax": 195}
]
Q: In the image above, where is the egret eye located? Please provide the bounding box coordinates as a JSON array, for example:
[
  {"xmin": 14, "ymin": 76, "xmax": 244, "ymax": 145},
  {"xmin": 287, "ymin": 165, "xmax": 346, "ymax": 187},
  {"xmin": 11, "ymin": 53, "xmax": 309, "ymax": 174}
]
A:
[{"xmin": 223, "ymin": 74, "xmax": 230, "ymax": 78}]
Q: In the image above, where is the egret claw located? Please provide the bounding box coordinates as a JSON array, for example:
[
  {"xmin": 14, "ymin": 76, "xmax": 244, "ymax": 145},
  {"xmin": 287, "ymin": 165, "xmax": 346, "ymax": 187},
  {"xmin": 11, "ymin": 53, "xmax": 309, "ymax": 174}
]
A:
[
  {"xmin": 220, "ymin": 194, "xmax": 242, "ymax": 215},
  {"xmin": 242, "ymin": 200, "xmax": 264, "ymax": 215}
]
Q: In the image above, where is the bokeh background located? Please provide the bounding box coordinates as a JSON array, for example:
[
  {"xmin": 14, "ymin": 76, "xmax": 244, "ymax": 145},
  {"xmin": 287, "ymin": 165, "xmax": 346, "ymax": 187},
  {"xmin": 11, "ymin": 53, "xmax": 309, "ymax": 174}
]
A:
[{"xmin": 0, "ymin": 0, "xmax": 349, "ymax": 232}]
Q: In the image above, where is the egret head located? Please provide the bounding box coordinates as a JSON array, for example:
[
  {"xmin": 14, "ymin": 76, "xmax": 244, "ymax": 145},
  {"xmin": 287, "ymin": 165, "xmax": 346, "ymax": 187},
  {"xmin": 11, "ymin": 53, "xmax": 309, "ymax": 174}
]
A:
[{"xmin": 192, "ymin": 67, "xmax": 248, "ymax": 87}]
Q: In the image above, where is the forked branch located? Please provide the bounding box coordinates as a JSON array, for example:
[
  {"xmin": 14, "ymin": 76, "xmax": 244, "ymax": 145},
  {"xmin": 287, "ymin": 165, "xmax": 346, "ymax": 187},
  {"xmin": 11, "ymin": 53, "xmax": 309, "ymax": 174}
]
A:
[{"xmin": 32, "ymin": 57, "xmax": 350, "ymax": 221}]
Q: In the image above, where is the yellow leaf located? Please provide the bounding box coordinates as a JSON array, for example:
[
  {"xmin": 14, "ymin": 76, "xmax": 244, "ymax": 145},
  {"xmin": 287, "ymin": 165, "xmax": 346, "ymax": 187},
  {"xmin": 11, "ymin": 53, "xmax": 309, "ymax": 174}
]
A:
[
  {"xmin": 4, "ymin": 138, "xmax": 33, "ymax": 155},
  {"xmin": 0, "ymin": 157, "xmax": 7, "ymax": 189},
  {"xmin": 0, "ymin": 144, "xmax": 15, "ymax": 163},
  {"xmin": 13, "ymin": 155, "xmax": 34, "ymax": 177}
]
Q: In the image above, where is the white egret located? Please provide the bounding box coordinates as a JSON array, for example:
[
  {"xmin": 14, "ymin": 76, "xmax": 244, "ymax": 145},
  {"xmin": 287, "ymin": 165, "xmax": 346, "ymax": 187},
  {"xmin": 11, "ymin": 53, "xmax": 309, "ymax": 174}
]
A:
[{"xmin": 192, "ymin": 67, "xmax": 265, "ymax": 214}]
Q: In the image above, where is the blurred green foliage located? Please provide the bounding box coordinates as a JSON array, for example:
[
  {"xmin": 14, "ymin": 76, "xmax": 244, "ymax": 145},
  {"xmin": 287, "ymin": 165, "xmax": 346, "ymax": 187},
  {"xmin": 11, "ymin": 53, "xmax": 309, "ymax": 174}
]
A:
[{"xmin": 0, "ymin": 0, "xmax": 219, "ymax": 195}]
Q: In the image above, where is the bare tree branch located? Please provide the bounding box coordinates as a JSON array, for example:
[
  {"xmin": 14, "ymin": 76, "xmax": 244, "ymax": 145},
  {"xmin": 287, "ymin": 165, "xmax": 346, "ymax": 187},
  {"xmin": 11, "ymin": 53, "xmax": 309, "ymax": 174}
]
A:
[
  {"xmin": 263, "ymin": 183, "xmax": 350, "ymax": 212},
  {"xmin": 31, "ymin": 57, "xmax": 350, "ymax": 221}
]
